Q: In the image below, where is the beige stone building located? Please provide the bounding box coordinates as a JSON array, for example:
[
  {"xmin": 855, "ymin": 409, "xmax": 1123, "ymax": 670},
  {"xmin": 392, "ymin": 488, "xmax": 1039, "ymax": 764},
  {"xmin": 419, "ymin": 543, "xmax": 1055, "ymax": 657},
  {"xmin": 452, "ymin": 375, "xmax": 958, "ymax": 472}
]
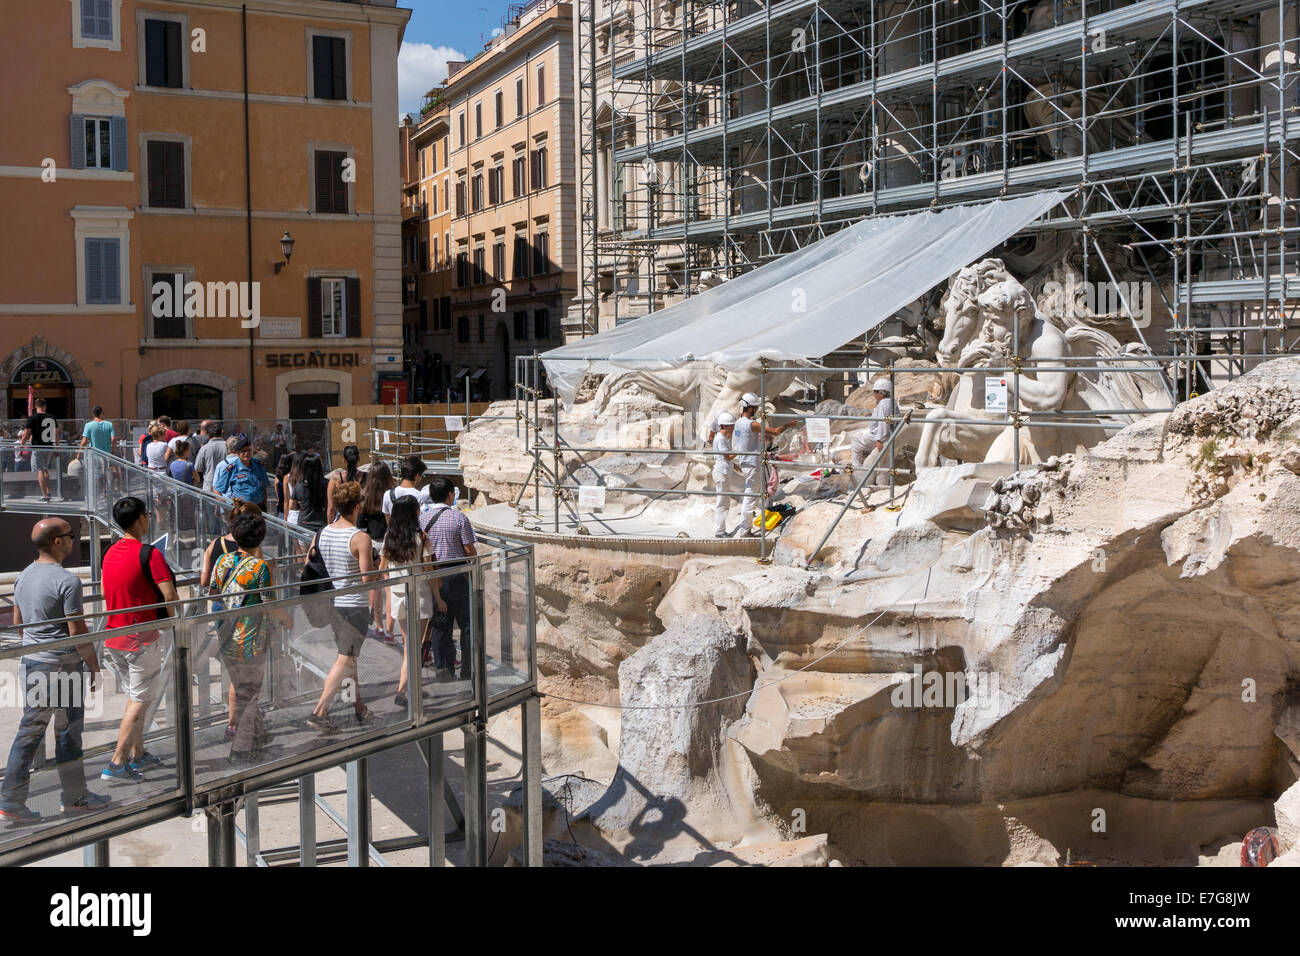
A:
[
  {"xmin": 399, "ymin": 103, "xmax": 455, "ymax": 401},
  {"xmin": 442, "ymin": 0, "xmax": 576, "ymax": 400}
]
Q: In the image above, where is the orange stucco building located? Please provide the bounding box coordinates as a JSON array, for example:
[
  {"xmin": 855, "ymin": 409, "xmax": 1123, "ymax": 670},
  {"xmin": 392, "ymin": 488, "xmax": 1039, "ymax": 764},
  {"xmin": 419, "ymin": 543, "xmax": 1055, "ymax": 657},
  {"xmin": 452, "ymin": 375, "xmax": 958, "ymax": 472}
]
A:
[{"xmin": 0, "ymin": 0, "xmax": 410, "ymax": 425}]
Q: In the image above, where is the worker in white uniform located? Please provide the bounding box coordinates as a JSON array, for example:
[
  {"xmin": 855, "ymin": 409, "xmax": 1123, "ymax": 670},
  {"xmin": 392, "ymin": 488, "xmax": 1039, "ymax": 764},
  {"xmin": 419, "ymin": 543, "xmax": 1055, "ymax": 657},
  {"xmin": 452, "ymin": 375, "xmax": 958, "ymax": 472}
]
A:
[
  {"xmin": 711, "ymin": 412, "xmax": 742, "ymax": 537},
  {"xmin": 850, "ymin": 379, "xmax": 898, "ymax": 480},
  {"xmin": 729, "ymin": 393, "xmax": 794, "ymax": 536}
]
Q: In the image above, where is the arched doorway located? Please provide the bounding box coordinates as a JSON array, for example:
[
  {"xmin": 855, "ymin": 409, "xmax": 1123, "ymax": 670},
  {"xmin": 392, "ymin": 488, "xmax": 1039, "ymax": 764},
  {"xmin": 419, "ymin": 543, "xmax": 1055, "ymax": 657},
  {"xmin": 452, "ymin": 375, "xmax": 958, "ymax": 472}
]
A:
[
  {"xmin": 8, "ymin": 358, "xmax": 75, "ymax": 419},
  {"xmin": 494, "ymin": 320, "xmax": 510, "ymax": 401},
  {"xmin": 152, "ymin": 384, "xmax": 223, "ymax": 422}
]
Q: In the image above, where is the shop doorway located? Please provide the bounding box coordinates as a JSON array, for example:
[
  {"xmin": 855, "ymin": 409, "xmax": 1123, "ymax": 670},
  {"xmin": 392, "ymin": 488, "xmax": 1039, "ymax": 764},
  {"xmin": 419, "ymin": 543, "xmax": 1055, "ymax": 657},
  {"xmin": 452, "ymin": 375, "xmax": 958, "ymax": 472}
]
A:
[
  {"xmin": 287, "ymin": 386, "xmax": 338, "ymax": 457},
  {"xmin": 8, "ymin": 358, "xmax": 74, "ymax": 419},
  {"xmin": 153, "ymin": 384, "xmax": 222, "ymax": 422}
]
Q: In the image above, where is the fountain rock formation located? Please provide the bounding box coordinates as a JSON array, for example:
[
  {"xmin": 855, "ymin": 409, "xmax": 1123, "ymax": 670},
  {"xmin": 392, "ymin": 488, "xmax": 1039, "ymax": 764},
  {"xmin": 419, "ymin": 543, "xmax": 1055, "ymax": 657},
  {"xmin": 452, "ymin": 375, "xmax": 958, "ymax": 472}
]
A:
[{"xmin": 466, "ymin": 357, "xmax": 1300, "ymax": 864}]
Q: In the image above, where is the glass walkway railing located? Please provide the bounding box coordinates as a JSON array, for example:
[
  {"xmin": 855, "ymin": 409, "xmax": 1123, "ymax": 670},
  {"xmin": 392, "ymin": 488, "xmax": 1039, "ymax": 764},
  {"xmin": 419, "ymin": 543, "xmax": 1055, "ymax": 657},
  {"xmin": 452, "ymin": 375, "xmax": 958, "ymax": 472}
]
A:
[{"xmin": 0, "ymin": 446, "xmax": 539, "ymax": 867}]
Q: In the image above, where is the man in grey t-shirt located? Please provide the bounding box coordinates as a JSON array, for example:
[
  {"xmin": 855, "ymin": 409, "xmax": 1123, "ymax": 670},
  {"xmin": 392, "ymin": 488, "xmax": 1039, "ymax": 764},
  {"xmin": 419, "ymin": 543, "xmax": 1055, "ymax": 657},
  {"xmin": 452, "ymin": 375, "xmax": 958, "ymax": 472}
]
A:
[
  {"xmin": 0, "ymin": 518, "xmax": 107, "ymax": 823},
  {"xmin": 194, "ymin": 423, "xmax": 226, "ymax": 492}
]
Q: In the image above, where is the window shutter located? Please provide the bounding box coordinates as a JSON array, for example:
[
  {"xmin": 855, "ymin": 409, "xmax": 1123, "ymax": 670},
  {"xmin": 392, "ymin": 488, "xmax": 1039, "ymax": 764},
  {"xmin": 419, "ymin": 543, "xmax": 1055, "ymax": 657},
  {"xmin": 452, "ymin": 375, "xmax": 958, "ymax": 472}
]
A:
[
  {"xmin": 145, "ymin": 20, "xmax": 163, "ymax": 84},
  {"xmin": 85, "ymin": 239, "xmax": 103, "ymax": 304},
  {"xmin": 331, "ymin": 37, "xmax": 347, "ymax": 100},
  {"xmin": 109, "ymin": 116, "xmax": 127, "ymax": 171},
  {"xmin": 165, "ymin": 21, "xmax": 183, "ymax": 88},
  {"xmin": 312, "ymin": 36, "xmax": 331, "ymax": 98},
  {"xmin": 147, "ymin": 141, "xmax": 166, "ymax": 206},
  {"xmin": 102, "ymin": 240, "xmax": 120, "ymax": 303},
  {"xmin": 314, "ymin": 151, "xmax": 332, "ymax": 212},
  {"xmin": 308, "ymin": 278, "xmax": 323, "ymax": 337},
  {"xmin": 333, "ymin": 153, "xmax": 349, "ymax": 213},
  {"xmin": 70, "ymin": 114, "xmax": 86, "ymax": 170},
  {"xmin": 81, "ymin": 0, "xmax": 97, "ymax": 37},
  {"xmin": 346, "ymin": 277, "xmax": 361, "ymax": 337},
  {"xmin": 96, "ymin": 0, "xmax": 112, "ymax": 37},
  {"xmin": 164, "ymin": 142, "xmax": 185, "ymax": 206}
]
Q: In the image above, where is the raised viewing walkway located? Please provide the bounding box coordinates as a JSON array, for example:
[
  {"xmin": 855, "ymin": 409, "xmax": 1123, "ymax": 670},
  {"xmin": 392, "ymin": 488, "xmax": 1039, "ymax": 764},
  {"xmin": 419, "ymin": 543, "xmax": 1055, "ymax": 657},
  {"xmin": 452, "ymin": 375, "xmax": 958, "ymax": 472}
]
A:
[{"xmin": 0, "ymin": 446, "xmax": 541, "ymax": 867}]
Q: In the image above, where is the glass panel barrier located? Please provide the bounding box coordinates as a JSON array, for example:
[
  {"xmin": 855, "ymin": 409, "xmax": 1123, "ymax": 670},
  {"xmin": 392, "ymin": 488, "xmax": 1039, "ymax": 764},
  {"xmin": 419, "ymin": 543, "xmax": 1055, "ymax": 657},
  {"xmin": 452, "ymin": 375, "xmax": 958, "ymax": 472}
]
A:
[
  {"xmin": 415, "ymin": 562, "xmax": 478, "ymax": 718},
  {"xmin": 186, "ymin": 563, "xmax": 477, "ymax": 789},
  {"xmin": 0, "ymin": 447, "xmax": 89, "ymax": 514},
  {"xmin": 482, "ymin": 549, "xmax": 533, "ymax": 702},
  {"xmin": 0, "ymin": 622, "xmax": 182, "ymax": 853}
]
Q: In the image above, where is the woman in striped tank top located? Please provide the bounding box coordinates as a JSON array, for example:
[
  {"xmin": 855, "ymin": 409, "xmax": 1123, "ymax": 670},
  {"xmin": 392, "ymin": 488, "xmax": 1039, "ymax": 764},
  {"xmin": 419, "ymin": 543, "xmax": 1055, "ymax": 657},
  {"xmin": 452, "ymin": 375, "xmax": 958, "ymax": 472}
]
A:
[{"xmin": 306, "ymin": 480, "xmax": 377, "ymax": 734}]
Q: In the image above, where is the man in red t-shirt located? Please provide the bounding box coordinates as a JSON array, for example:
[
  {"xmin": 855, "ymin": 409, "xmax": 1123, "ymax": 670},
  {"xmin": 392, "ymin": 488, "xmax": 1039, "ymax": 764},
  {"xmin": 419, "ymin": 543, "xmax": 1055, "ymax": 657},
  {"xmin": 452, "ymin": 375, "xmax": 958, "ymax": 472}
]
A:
[
  {"xmin": 101, "ymin": 496, "xmax": 179, "ymax": 782},
  {"xmin": 158, "ymin": 415, "xmax": 179, "ymax": 442}
]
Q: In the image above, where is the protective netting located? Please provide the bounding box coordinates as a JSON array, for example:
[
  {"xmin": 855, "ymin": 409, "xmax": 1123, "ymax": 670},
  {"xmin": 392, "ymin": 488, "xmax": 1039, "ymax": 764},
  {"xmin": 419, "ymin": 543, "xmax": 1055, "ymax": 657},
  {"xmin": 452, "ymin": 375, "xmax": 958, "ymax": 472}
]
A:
[{"xmin": 543, "ymin": 190, "xmax": 1071, "ymax": 404}]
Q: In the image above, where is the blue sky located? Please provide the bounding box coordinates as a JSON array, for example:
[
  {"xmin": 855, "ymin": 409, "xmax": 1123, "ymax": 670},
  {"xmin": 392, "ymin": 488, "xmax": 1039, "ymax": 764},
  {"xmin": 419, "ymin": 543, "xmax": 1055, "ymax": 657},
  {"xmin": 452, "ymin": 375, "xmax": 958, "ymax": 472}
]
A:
[{"xmin": 397, "ymin": 0, "xmax": 516, "ymax": 118}]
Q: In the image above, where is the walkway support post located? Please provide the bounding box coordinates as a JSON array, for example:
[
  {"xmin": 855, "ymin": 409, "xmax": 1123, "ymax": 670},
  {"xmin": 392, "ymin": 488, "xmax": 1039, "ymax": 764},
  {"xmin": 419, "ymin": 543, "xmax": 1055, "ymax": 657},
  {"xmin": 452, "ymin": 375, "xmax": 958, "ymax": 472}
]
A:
[
  {"xmin": 521, "ymin": 694, "xmax": 543, "ymax": 867},
  {"xmin": 206, "ymin": 802, "xmax": 237, "ymax": 867},
  {"xmin": 345, "ymin": 758, "xmax": 371, "ymax": 868}
]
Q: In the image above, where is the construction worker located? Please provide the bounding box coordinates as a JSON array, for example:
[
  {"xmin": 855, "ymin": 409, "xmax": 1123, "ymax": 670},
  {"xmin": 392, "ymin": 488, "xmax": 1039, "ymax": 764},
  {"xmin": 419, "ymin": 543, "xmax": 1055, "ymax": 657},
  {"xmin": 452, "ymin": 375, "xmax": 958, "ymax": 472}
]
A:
[
  {"xmin": 851, "ymin": 378, "xmax": 897, "ymax": 473},
  {"xmin": 731, "ymin": 392, "xmax": 792, "ymax": 536},
  {"xmin": 711, "ymin": 412, "xmax": 742, "ymax": 537}
]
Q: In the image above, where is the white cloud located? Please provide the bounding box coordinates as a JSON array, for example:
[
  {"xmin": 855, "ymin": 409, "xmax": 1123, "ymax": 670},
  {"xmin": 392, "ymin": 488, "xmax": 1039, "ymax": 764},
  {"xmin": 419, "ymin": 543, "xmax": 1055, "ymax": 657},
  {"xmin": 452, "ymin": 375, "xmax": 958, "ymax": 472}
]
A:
[{"xmin": 397, "ymin": 41, "xmax": 466, "ymax": 119}]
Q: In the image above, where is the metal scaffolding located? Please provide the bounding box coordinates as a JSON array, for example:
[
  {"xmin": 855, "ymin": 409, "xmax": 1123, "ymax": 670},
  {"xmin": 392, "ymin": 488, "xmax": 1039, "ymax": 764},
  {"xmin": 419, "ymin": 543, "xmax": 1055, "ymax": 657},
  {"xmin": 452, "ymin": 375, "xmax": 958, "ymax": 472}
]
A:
[{"xmin": 576, "ymin": 0, "xmax": 1300, "ymax": 383}]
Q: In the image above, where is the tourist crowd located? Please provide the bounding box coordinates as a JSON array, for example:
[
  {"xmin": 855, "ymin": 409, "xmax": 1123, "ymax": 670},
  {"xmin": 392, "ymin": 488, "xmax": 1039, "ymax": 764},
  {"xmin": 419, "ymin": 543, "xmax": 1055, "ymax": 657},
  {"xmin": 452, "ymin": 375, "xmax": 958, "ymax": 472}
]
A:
[{"xmin": 0, "ymin": 449, "xmax": 478, "ymax": 828}]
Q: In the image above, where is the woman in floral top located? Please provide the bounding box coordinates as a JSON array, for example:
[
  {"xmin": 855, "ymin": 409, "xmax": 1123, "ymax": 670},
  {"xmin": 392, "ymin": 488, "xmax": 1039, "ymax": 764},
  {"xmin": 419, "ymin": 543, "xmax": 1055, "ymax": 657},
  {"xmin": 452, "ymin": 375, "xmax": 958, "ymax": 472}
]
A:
[{"xmin": 212, "ymin": 509, "xmax": 276, "ymax": 764}]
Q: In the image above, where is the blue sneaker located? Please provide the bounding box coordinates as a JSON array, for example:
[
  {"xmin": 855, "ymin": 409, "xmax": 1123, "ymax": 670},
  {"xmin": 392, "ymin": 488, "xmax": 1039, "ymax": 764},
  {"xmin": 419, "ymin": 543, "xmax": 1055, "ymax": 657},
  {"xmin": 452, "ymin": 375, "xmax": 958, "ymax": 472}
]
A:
[
  {"xmin": 61, "ymin": 792, "xmax": 111, "ymax": 815},
  {"xmin": 101, "ymin": 762, "xmax": 144, "ymax": 782},
  {"xmin": 0, "ymin": 805, "xmax": 41, "ymax": 826},
  {"xmin": 128, "ymin": 752, "xmax": 164, "ymax": 772}
]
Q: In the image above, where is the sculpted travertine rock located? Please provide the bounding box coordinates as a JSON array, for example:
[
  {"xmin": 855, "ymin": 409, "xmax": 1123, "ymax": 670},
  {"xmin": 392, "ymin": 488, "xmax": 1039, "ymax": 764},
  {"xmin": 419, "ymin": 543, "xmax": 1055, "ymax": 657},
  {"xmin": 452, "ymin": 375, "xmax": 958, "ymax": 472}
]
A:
[
  {"xmin": 580, "ymin": 613, "xmax": 765, "ymax": 856},
  {"xmin": 582, "ymin": 358, "xmax": 1300, "ymax": 863}
]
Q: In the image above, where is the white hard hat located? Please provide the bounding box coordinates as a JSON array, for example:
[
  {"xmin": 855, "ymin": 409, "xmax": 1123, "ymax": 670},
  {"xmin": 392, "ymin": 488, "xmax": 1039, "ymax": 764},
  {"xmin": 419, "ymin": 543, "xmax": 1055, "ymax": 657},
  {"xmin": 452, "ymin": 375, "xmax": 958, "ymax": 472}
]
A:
[
  {"xmin": 741, "ymin": 392, "xmax": 760, "ymax": 407},
  {"xmin": 717, "ymin": 411, "xmax": 736, "ymax": 426},
  {"xmin": 872, "ymin": 378, "xmax": 892, "ymax": 393}
]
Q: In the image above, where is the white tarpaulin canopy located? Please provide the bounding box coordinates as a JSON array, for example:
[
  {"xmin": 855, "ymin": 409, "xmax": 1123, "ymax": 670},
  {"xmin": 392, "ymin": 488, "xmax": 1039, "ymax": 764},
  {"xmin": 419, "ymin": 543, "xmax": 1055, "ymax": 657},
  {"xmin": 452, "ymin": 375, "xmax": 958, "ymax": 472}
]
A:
[{"xmin": 543, "ymin": 189, "xmax": 1070, "ymax": 405}]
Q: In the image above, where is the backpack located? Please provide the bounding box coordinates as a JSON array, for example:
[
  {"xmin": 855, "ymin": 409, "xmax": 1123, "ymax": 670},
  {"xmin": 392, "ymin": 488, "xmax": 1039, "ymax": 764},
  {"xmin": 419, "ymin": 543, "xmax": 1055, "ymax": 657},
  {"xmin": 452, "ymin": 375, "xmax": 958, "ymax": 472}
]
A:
[
  {"xmin": 299, "ymin": 527, "xmax": 332, "ymax": 596},
  {"xmin": 213, "ymin": 552, "xmax": 261, "ymax": 647}
]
